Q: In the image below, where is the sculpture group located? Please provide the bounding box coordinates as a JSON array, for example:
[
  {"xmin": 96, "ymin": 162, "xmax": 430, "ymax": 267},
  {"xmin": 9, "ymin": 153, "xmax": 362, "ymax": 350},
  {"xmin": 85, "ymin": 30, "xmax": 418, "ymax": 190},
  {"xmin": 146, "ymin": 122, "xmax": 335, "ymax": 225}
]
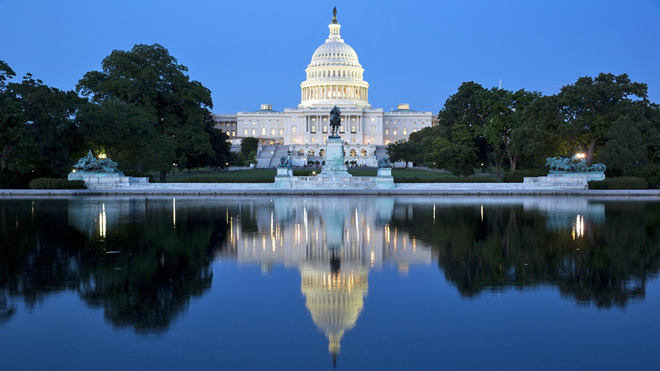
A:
[
  {"xmin": 545, "ymin": 156, "xmax": 606, "ymax": 173},
  {"xmin": 73, "ymin": 150, "xmax": 122, "ymax": 173}
]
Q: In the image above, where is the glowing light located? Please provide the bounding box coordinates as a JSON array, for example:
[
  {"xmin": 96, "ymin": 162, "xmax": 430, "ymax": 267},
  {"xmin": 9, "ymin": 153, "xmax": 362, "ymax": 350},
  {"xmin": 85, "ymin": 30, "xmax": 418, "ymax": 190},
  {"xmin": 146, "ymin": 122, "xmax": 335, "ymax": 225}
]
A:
[
  {"xmin": 172, "ymin": 198, "xmax": 176, "ymax": 228},
  {"xmin": 99, "ymin": 203, "xmax": 107, "ymax": 238},
  {"xmin": 575, "ymin": 153, "xmax": 586, "ymax": 159}
]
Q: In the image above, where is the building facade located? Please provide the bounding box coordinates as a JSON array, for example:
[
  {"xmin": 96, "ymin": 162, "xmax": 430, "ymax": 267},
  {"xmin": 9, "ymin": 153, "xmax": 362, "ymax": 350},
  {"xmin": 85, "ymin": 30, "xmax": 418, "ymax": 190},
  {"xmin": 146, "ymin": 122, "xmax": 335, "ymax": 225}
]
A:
[{"xmin": 214, "ymin": 9, "xmax": 432, "ymax": 166}]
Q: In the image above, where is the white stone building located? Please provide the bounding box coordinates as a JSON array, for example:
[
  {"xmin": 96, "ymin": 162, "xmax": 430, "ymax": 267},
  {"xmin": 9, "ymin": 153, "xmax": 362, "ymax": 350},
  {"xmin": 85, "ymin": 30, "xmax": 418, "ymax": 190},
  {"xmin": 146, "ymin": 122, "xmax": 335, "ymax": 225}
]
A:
[{"xmin": 213, "ymin": 9, "xmax": 433, "ymax": 167}]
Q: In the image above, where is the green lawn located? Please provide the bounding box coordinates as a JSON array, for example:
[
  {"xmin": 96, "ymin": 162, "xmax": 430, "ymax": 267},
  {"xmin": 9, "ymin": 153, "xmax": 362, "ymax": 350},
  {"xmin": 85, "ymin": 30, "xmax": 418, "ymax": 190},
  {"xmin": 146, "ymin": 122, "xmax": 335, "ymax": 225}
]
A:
[{"xmin": 159, "ymin": 168, "xmax": 496, "ymax": 183}]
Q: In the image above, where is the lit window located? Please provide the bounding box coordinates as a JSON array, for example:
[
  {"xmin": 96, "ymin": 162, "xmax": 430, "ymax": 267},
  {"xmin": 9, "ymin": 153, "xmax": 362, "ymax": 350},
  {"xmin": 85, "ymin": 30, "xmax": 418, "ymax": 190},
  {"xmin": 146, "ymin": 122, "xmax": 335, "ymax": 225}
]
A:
[
  {"xmin": 311, "ymin": 125, "xmax": 316, "ymax": 133},
  {"xmin": 244, "ymin": 129, "xmax": 248, "ymax": 135},
  {"xmin": 403, "ymin": 128, "xmax": 407, "ymax": 135},
  {"xmin": 279, "ymin": 129, "xmax": 284, "ymax": 136},
  {"xmin": 323, "ymin": 126, "xmax": 328, "ymax": 133},
  {"xmin": 252, "ymin": 129, "xmax": 256, "ymax": 136},
  {"xmin": 393, "ymin": 129, "xmax": 398, "ymax": 135},
  {"xmin": 385, "ymin": 129, "xmax": 389, "ymax": 135},
  {"xmin": 271, "ymin": 128, "xmax": 276, "ymax": 136},
  {"xmin": 292, "ymin": 126, "xmax": 297, "ymax": 133}
]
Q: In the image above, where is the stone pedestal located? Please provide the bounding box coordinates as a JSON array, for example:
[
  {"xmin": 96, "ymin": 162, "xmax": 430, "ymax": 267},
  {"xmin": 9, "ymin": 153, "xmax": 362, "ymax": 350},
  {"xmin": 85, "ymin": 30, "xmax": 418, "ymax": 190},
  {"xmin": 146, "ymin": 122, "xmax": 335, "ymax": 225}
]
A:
[
  {"xmin": 319, "ymin": 137, "xmax": 352, "ymax": 177},
  {"xmin": 276, "ymin": 167, "xmax": 293, "ymax": 177}
]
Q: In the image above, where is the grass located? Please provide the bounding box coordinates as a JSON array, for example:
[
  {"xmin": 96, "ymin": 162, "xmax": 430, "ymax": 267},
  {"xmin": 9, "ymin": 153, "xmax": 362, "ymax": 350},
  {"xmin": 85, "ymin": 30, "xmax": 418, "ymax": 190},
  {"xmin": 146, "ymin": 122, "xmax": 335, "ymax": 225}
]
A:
[{"xmin": 159, "ymin": 167, "xmax": 496, "ymax": 183}]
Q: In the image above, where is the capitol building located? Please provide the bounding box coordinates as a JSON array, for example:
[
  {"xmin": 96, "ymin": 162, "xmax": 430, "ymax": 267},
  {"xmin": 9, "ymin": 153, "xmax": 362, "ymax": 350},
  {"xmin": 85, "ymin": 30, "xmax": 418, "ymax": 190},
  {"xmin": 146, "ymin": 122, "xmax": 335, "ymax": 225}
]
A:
[{"xmin": 213, "ymin": 9, "xmax": 433, "ymax": 167}]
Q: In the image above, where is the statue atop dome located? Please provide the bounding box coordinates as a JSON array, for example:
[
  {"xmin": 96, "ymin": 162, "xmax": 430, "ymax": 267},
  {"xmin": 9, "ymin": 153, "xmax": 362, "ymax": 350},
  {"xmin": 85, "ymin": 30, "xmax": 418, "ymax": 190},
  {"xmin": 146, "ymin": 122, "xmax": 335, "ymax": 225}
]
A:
[{"xmin": 332, "ymin": 7, "xmax": 338, "ymax": 24}]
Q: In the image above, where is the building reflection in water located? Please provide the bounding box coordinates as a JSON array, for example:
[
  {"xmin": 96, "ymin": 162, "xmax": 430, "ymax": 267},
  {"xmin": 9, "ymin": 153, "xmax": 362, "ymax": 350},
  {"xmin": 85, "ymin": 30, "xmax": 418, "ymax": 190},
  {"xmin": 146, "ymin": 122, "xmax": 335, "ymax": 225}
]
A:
[{"xmin": 221, "ymin": 197, "xmax": 433, "ymax": 363}]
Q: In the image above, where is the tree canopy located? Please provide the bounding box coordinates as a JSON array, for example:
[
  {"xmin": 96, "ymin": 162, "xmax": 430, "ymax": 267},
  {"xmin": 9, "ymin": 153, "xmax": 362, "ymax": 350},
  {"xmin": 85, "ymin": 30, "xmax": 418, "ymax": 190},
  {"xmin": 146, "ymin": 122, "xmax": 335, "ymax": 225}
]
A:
[{"xmin": 76, "ymin": 44, "xmax": 227, "ymax": 180}]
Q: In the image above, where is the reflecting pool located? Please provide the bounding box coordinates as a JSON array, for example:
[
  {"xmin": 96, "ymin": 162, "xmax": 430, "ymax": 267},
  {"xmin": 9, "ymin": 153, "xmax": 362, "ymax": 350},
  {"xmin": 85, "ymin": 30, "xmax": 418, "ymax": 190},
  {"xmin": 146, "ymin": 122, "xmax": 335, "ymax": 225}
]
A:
[{"xmin": 1, "ymin": 196, "xmax": 660, "ymax": 370}]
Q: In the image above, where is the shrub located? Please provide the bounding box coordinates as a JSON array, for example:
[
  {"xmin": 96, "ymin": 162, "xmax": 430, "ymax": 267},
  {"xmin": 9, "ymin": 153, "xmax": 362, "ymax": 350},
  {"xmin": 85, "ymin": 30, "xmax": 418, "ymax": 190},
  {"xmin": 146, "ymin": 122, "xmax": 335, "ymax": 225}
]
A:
[
  {"xmin": 29, "ymin": 178, "xmax": 87, "ymax": 189},
  {"xmin": 503, "ymin": 168, "xmax": 548, "ymax": 183},
  {"xmin": 588, "ymin": 177, "xmax": 648, "ymax": 190},
  {"xmin": 626, "ymin": 164, "xmax": 660, "ymax": 188}
]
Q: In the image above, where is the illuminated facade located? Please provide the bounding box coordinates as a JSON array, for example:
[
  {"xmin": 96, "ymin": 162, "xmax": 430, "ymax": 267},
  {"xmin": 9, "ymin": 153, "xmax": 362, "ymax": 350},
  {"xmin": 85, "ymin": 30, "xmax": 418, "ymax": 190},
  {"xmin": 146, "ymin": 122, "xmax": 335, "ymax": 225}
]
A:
[{"xmin": 213, "ymin": 9, "xmax": 433, "ymax": 166}]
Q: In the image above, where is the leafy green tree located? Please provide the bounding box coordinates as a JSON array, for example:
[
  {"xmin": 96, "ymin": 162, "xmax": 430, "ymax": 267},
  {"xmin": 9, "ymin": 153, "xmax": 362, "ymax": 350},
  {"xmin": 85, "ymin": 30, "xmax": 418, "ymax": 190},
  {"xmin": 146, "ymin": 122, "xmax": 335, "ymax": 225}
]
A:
[
  {"xmin": 556, "ymin": 73, "xmax": 648, "ymax": 163},
  {"xmin": 0, "ymin": 61, "xmax": 27, "ymax": 172},
  {"xmin": 77, "ymin": 99, "xmax": 172, "ymax": 173},
  {"xmin": 432, "ymin": 82, "xmax": 488, "ymax": 175},
  {"xmin": 77, "ymin": 44, "xmax": 216, "ymax": 181},
  {"xmin": 480, "ymin": 88, "xmax": 541, "ymax": 180},
  {"xmin": 386, "ymin": 139, "xmax": 417, "ymax": 168},
  {"xmin": 11, "ymin": 74, "xmax": 84, "ymax": 177},
  {"xmin": 598, "ymin": 115, "xmax": 644, "ymax": 174},
  {"xmin": 427, "ymin": 123, "xmax": 477, "ymax": 176},
  {"xmin": 241, "ymin": 137, "xmax": 259, "ymax": 158}
]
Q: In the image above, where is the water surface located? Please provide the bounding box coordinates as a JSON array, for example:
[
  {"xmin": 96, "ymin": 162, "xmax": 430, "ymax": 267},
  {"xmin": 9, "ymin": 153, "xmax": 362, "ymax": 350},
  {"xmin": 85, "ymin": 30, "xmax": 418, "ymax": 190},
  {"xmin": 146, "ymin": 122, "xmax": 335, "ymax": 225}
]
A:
[{"xmin": 1, "ymin": 196, "xmax": 659, "ymax": 370}]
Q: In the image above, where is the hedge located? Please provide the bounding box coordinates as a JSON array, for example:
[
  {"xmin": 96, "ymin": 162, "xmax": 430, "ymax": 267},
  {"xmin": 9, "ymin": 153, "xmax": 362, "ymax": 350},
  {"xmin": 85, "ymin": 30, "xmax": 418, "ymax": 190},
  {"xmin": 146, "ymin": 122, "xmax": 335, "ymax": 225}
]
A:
[
  {"xmin": 503, "ymin": 168, "xmax": 548, "ymax": 183},
  {"xmin": 29, "ymin": 178, "xmax": 87, "ymax": 189},
  {"xmin": 588, "ymin": 177, "xmax": 648, "ymax": 190}
]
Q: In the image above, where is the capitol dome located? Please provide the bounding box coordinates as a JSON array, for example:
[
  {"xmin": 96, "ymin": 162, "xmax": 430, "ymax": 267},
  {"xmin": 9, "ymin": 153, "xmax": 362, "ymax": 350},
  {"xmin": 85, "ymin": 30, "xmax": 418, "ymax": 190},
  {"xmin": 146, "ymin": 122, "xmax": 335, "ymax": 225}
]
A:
[{"xmin": 299, "ymin": 8, "xmax": 370, "ymax": 108}]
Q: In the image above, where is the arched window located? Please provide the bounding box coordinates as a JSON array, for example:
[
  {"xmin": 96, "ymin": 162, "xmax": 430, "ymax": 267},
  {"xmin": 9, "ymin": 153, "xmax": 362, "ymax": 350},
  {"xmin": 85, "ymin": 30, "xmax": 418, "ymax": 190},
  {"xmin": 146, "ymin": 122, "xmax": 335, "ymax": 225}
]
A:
[
  {"xmin": 308, "ymin": 149, "xmax": 315, "ymax": 156},
  {"xmin": 261, "ymin": 127, "xmax": 266, "ymax": 136},
  {"xmin": 319, "ymin": 149, "xmax": 325, "ymax": 157},
  {"xmin": 350, "ymin": 149, "xmax": 356, "ymax": 157},
  {"xmin": 351, "ymin": 125, "xmax": 356, "ymax": 133},
  {"xmin": 311, "ymin": 125, "xmax": 316, "ymax": 133},
  {"xmin": 361, "ymin": 149, "xmax": 367, "ymax": 156},
  {"xmin": 297, "ymin": 149, "xmax": 304, "ymax": 156}
]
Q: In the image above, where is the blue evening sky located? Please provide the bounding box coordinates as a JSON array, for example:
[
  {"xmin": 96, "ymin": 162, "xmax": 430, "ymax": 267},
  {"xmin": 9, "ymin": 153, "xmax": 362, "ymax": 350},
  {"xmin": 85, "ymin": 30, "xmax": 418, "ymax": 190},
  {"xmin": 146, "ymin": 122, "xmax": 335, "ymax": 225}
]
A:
[{"xmin": 2, "ymin": 0, "xmax": 659, "ymax": 114}]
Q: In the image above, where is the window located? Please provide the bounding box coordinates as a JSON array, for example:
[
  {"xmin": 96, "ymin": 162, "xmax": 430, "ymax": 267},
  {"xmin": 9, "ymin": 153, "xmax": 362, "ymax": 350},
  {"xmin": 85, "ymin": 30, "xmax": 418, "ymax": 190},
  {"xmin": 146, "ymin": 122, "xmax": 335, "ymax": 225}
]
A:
[
  {"xmin": 297, "ymin": 149, "xmax": 304, "ymax": 156},
  {"xmin": 323, "ymin": 126, "xmax": 328, "ymax": 133},
  {"xmin": 309, "ymin": 149, "xmax": 315, "ymax": 156},
  {"xmin": 252, "ymin": 129, "xmax": 256, "ymax": 136},
  {"xmin": 393, "ymin": 129, "xmax": 398, "ymax": 135},
  {"xmin": 279, "ymin": 128, "xmax": 284, "ymax": 136},
  {"xmin": 319, "ymin": 149, "xmax": 325, "ymax": 157},
  {"xmin": 361, "ymin": 149, "xmax": 367, "ymax": 156},
  {"xmin": 311, "ymin": 125, "xmax": 316, "ymax": 133},
  {"xmin": 271, "ymin": 128, "xmax": 276, "ymax": 136},
  {"xmin": 371, "ymin": 125, "xmax": 375, "ymax": 133},
  {"xmin": 292, "ymin": 125, "xmax": 297, "ymax": 133},
  {"xmin": 385, "ymin": 129, "xmax": 389, "ymax": 135},
  {"xmin": 350, "ymin": 149, "xmax": 356, "ymax": 157},
  {"xmin": 261, "ymin": 128, "xmax": 266, "ymax": 136},
  {"xmin": 351, "ymin": 125, "xmax": 356, "ymax": 133},
  {"xmin": 403, "ymin": 128, "xmax": 407, "ymax": 135},
  {"xmin": 244, "ymin": 129, "xmax": 248, "ymax": 135}
]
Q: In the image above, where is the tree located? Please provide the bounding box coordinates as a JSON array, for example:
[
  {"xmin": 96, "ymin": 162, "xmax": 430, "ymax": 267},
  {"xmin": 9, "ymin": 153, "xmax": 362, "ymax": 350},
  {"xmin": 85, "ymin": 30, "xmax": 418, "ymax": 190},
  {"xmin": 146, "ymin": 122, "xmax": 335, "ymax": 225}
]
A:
[
  {"xmin": 427, "ymin": 123, "xmax": 477, "ymax": 176},
  {"xmin": 556, "ymin": 73, "xmax": 648, "ymax": 163},
  {"xmin": 598, "ymin": 115, "xmax": 644, "ymax": 174},
  {"xmin": 77, "ymin": 44, "xmax": 216, "ymax": 181},
  {"xmin": 432, "ymin": 82, "xmax": 488, "ymax": 175},
  {"xmin": 386, "ymin": 139, "xmax": 416, "ymax": 168},
  {"xmin": 480, "ymin": 88, "xmax": 541, "ymax": 180},
  {"xmin": 10, "ymin": 74, "xmax": 84, "ymax": 177},
  {"xmin": 77, "ymin": 98, "xmax": 173, "ymax": 173},
  {"xmin": 0, "ymin": 61, "xmax": 26, "ymax": 171},
  {"xmin": 241, "ymin": 137, "xmax": 259, "ymax": 158}
]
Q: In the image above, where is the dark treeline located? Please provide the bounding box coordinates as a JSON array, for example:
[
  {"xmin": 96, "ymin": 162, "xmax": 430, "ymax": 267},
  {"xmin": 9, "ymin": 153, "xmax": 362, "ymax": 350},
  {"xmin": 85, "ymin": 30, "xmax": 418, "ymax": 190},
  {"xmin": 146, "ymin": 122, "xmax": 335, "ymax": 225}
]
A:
[
  {"xmin": 389, "ymin": 201, "xmax": 660, "ymax": 308},
  {"xmin": 1, "ymin": 44, "xmax": 232, "ymax": 187},
  {"xmin": 387, "ymin": 74, "xmax": 660, "ymax": 182}
]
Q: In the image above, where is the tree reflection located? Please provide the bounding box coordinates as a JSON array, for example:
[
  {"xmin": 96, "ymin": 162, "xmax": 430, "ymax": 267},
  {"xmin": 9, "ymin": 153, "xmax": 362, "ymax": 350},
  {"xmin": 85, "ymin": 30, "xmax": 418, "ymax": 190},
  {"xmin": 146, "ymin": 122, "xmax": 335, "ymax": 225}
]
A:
[
  {"xmin": 0, "ymin": 198, "xmax": 228, "ymax": 332},
  {"xmin": 390, "ymin": 200, "xmax": 660, "ymax": 308}
]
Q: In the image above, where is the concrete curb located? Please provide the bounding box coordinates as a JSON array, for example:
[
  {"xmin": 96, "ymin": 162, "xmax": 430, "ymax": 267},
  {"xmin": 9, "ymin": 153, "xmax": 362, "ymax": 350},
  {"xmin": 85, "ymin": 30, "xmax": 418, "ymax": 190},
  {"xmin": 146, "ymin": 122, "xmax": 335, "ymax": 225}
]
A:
[{"xmin": 1, "ymin": 185, "xmax": 659, "ymax": 197}]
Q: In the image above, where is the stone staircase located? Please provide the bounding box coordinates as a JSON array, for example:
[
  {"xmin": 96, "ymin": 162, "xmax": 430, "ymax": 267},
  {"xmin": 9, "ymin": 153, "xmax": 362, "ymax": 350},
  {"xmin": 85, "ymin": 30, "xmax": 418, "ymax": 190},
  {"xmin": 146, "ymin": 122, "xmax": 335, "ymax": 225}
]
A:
[{"xmin": 268, "ymin": 145, "xmax": 290, "ymax": 168}]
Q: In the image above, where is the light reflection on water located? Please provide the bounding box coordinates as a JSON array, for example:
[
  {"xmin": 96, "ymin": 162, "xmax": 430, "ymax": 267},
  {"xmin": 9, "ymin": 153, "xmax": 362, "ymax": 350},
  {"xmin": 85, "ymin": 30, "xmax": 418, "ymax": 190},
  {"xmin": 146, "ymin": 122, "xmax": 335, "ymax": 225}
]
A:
[{"xmin": 1, "ymin": 195, "xmax": 660, "ymax": 370}]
